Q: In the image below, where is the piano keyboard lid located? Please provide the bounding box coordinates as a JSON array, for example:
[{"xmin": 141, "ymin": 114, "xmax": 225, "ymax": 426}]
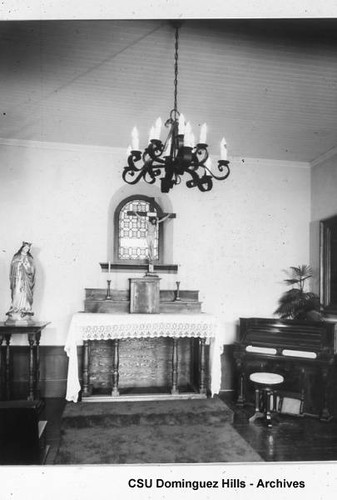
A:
[{"xmin": 246, "ymin": 345, "xmax": 317, "ymax": 359}]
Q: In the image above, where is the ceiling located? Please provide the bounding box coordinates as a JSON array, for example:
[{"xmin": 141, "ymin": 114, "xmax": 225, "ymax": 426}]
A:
[{"xmin": 1, "ymin": 18, "xmax": 337, "ymax": 163}]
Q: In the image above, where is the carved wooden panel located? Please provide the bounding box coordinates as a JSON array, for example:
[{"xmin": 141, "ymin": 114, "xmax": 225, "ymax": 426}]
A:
[{"xmin": 88, "ymin": 338, "xmax": 209, "ymax": 392}]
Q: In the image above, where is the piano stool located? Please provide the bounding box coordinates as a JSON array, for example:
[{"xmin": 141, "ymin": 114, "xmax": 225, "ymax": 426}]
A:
[{"xmin": 248, "ymin": 372, "xmax": 284, "ymax": 428}]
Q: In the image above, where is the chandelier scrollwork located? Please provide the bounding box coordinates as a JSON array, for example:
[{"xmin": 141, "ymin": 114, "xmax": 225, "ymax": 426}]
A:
[{"xmin": 122, "ymin": 24, "xmax": 230, "ymax": 193}]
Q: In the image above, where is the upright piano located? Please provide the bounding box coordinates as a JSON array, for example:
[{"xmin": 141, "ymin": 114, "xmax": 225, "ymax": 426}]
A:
[{"xmin": 234, "ymin": 317, "xmax": 337, "ymax": 420}]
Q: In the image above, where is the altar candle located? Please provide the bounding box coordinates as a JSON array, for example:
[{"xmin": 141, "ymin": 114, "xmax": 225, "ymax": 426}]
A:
[
  {"xmin": 126, "ymin": 145, "xmax": 131, "ymax": 157},
  {"xmin": 220, "ymin": 137, "xmax": 228, "ymax": 160},
  {"xmin": 108, "ymin": 261, "xmax": 111, "ymax": 275},
  {"xmin": 131, "ymin": 126, "xmax": 139, "ymax": 150},
  {"xmin": 199, "ymin": 123, "xmax": 207, "ymax": 144}
]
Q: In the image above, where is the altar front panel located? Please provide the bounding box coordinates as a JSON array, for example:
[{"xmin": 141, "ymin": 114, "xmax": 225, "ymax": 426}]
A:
[{"xmin": 89, "ymin": 337, "xmax": 203, "ymax": 391}]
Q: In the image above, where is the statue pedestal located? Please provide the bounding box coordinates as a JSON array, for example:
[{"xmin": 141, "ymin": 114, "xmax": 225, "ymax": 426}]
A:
[
  {"xmin": 5, "ymin": 312, "xmax": 34, "ymax": 325},
  {"xmin": 129, "ymin": 277, "xmax": 161, "ymax": 314}
]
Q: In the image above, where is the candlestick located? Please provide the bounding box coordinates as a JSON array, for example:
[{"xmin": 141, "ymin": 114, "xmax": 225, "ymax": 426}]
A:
[
  {"xmin": 106, "ymin": 279, "xmax": 112, "ymax": 300},
  {"xmin": 175, "ymin": 281, "xmax": 181, "ymax": 301}
]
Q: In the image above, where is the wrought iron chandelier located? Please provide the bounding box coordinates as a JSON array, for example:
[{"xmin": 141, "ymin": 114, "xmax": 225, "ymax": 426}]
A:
[{"xmin": 122, "ymin": 24, "xmax": 230, "ymax": 193}]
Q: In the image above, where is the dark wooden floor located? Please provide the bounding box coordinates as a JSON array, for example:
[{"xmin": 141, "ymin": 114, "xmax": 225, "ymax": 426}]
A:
[
  {"xmin": 220, "ymin": 392, "xmax": 337, "ymax": 462},
  {"xmin": 40, "ymin": 395, "xmax": 337, "ymax": 464}
]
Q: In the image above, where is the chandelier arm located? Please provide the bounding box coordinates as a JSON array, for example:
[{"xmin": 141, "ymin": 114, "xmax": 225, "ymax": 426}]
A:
[
  {"xmin": 192, "ymin": 144, "xmax": 208, "ymax": 167},
  {"xmin": 144, "ymin": 139, "xmax": 165, "ymax": 160},
  {"xmin": 142, "ymin": 173, "xmax": 157, "ymax": 185},
  {"xmin": 185, "ymin": 171, "xmax": 213, "ymax": 192},
  {"xmin": 143, "ymin": 164, "xmax": 163, "ymax": 183},
  {"xmin": 122, "ymin": 151, "xmax": 157, "ymax": 185},
  {"xmin": 208, "ymin": 160, "xmax": 231, "ymax": 181},
  {"xmin": 123, "ymin": 163, "xmax": 159, "ymax": 186},
  {"xmin": 197, "ymin": 179, "xmax": 213, "ymax": 192},
  {"xmin": 122, "ymin": 151, "xmax": 144, "ymax": 185},
  {"xmin": 122, "ymin": 167, "xmax": 148, "ymax": 185},
  {"xmin": 184, "ymin": 165, "xmax": 207, "ymax": 188}
]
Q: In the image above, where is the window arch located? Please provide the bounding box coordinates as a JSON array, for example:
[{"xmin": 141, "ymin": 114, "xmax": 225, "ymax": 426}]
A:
[{"xmin": 114, "ymin": 195, "xmax": 165, "ymax": 264}]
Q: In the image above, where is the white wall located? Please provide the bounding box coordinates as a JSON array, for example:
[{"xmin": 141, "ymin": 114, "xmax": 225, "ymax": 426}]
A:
[{"xmin": 0, "ymin": 140, "xmax": 311, "ymax": 345}]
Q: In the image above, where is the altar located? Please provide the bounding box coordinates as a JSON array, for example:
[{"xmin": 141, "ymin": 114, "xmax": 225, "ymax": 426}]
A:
[{"xmin": 65, "ymin": 312, "xmax": 221, "ymax": 402}]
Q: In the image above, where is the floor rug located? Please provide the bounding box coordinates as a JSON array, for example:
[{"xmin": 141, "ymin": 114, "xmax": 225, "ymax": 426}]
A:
[{"xmin": 55, "ymin": 398, "xmax": 262, "ymax": 464}]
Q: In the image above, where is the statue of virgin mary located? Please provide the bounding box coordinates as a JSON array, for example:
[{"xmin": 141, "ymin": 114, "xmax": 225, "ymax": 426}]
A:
[{"xmin": 6, "ymin": 242, "xmax": 36, "ymax": 322}]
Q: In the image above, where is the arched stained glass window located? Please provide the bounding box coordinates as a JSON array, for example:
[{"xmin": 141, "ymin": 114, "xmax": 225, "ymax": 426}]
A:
[{"xmin": 114, "ymin": 196, "xmax": 164, "ymax": 263}]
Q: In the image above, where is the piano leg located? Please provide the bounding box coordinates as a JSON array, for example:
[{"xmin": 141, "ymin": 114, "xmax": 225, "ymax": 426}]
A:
[
  {"xmin": 320, "ymin": 366, "xmax": 332, "ymax": 422},
  {"xmin": 237, "ymin": 366, "xmax": 246, "ymax": 406}
]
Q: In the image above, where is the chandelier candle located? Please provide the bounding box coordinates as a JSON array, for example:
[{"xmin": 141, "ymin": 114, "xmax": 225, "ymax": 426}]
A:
[
  {"xmin": 178, "ymin": 113, "xmax": 185, "ymax": 134},
  {"xmin": 153, "ymin": 117, "xmax": 162, "ymax": 140},
  {"xmin": 199, "ymin": 123, "xmax": 207, "ymax": 144},
  {"xmin": 220, "ymin": 137, "xmax": 228, "ymax": 161},
  {"xmin": 122, "ymin": 23, "xmax": 230, "ymax": 193},
  {"xmin": 131, "ymin": 126, "xmax": 139, "ymax": 151}
]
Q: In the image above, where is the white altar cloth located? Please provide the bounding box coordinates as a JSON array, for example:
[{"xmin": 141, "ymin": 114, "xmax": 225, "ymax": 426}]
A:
[{"xmin": 65, "ymin": 312, "xmax": 222, "ymax": 402}]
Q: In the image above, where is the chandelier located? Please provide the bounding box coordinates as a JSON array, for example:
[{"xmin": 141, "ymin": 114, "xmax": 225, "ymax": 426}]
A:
[{"xmin": 122, "ymin": 24, "xmax": 230, "ymax": 193}]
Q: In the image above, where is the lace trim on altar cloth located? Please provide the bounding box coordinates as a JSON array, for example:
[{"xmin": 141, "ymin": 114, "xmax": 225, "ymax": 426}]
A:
[{"xmin": 81, "ymin": 321, "xmax": 215, "ymax": 340}]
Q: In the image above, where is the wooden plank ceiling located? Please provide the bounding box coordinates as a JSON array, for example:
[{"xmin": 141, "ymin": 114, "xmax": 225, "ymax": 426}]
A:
[{"xmin": 0, "ymin": 18, "xmax": 337, "ymax": 162}]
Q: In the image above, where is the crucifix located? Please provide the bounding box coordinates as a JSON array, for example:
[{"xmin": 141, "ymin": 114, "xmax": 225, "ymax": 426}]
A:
[{"xmin": 127, "ymin": 205, "xmax": 176, "ymax": 275}]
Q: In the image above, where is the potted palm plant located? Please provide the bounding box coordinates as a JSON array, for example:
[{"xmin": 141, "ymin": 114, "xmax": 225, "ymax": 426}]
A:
[{"xmin": 274, "ymin": 265, "xmax": 323, "ymax": 320}]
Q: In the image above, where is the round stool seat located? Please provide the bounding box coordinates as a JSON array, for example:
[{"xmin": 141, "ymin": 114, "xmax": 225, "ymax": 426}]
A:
[
  {"xmin": 249, "ymin": 372, "xmax": 284, "ymax": 428},
  {"xmin": 250, "ymin": 372, "xmax": 284, "ymax": 386}
]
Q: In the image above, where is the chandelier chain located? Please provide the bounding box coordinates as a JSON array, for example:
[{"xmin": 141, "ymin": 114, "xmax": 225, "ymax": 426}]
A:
[{"xmin": 174, "ymin": 26, "xmax": 179, "ymax": 117}]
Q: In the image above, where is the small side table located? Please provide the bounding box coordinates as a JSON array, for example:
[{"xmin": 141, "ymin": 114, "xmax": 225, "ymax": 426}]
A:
[{"xmin": 0, "ymin": 321, "xmax": 49, "ymax": 401}]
